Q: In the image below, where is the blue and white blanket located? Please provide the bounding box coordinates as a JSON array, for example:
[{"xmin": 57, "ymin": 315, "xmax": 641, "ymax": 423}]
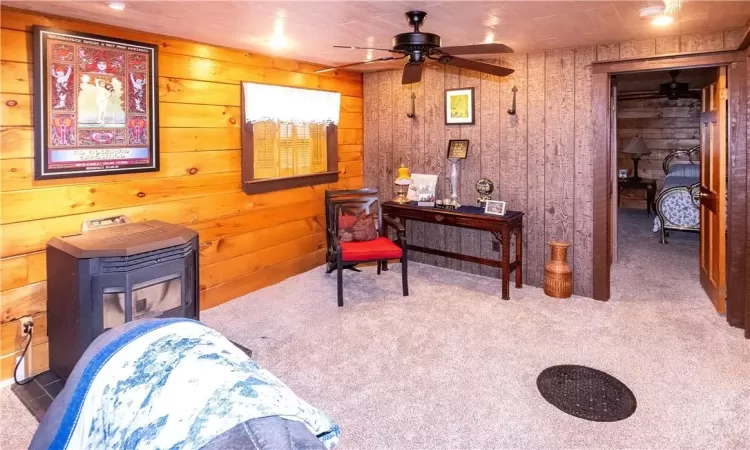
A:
[{"xmin": 48, "ymin": 318, "xmax": 340, "ymax": 450}]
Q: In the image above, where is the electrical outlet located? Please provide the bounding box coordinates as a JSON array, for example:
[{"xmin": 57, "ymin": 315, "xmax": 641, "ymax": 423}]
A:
[
  {"xmin": 20, "ymin": 316, "xmax": 33, "ymax": 337},
  {"xmin": 492, "ymin": 240, "xmax": 500, "ymax": 252}
]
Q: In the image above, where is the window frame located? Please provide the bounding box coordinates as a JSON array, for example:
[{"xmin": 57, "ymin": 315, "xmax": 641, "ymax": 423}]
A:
[{"xmin": 240, "ymin": 83, "xmax": 339, "ymax": 195}]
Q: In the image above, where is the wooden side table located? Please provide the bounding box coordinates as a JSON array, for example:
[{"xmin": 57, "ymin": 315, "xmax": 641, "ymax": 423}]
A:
[
  {"xmin": 381, "ymin": 202, "xmax": 523, "ymax": 300},
  {"xmin": 618, "ymin": 178, "xmax": 657, "ymax": 216}
]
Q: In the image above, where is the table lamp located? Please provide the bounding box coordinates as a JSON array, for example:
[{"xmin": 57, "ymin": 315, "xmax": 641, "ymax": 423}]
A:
[
  {"xmin": 393, "ymin": 163, "xmax": 412, "ymax": 204},
  {"xmin": 622, "ymin": 135, "xmax": 651, "ymax": 181}
]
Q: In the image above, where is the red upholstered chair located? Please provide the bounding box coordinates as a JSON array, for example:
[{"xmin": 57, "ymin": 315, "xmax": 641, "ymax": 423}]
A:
[{"xmin": 325, "ymin": 189, "xmax": 408, "ymax": 307}]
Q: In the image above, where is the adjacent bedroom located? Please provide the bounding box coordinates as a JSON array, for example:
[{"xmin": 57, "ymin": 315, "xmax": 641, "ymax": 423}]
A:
[{"xmin": 612, "ymin": 67, "xmax": 727, "ymax": 311}]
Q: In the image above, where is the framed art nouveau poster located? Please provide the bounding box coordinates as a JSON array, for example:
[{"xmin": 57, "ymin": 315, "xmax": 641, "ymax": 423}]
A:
[{"xmin": 32, "ymin": 26, "xmax": 159, "ymax": 179}]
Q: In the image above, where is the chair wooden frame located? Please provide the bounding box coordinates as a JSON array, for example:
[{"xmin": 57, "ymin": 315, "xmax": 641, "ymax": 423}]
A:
[{"xmin": 324, "ymin": 189, "xmax": 409, "ymax": 306}]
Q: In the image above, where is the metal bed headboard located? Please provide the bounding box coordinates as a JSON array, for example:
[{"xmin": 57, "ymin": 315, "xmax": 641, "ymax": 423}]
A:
[{"xmin": 662, "ymin": 145, "xmax": 699, "ymax": 175}]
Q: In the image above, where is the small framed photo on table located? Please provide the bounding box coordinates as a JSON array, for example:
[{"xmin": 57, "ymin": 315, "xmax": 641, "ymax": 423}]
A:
[
  {"xmin": 484, "ymin": 200, "xmax": 507, "ymax": 216},
  {"xmin": 447, "ymin": 139, "xmax": 469, "ymax": 160}
]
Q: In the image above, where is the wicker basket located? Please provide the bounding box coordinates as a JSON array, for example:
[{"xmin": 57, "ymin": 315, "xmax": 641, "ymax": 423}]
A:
[{"xmin": 544, "ymin": 241, "xmax": 572, "ymax": 298}]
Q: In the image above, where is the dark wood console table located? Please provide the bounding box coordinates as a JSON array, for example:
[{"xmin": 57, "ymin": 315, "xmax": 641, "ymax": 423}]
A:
[{"xmin": 381, "ymin": 202, "xmax": 523, "ymax": 300}]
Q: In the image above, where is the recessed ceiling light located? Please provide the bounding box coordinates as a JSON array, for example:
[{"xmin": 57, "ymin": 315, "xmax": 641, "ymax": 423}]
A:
[
  {"xmin": 108, "ymin": 2, "xmax": 126, "ymax": 11},
  {"xmin": 651, "ymin": 14, "xmax": 674, "ymax": 26},
  {"xmin": 268, "ymin": 34, "xmax": 288, "ymax": 50},
  {"xmin": 268, "ymin": 16, "xmax": 289, "ymax": 50},
  {"xmin": 639, "ymin": 5, "xmax": 673, "ymax": 27}
]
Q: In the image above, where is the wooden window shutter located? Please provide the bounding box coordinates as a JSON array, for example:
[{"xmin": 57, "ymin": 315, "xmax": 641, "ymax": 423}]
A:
[
  {"xmin": 278, "ymin": 122, "xmax": 294, "ymax": 177},
  {"xmin": 240, "ymin": 83, "xmax": 339, "ymax": 195},
  {"xmin": 310, "ymin": 123, "xmax": 327, "ymax": 173},
  {"xmin": 295, "ymin": 123, "xmax": 311, "ymax": 175},
  {"xmin": 253, "ymin": 120, "xmax": 277, "ymax": 179}
]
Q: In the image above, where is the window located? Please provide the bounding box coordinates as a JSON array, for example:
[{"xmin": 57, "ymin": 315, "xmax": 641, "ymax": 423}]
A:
[
  {"xmin": 241, "ymin": 82, "xmax": 340, "ymax": 194},
  {"xmin": 251, "ymin": 121, "xmax": 327, "ymax": 179}
]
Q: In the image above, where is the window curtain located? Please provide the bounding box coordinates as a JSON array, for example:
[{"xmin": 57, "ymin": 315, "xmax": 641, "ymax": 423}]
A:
[{"xmin": 243, "ymin": 82, "xmax": 341, "ymax": 125}]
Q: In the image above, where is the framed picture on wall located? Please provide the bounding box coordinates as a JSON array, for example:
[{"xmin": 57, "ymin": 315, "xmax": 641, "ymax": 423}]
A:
[
  {"xmin": 445, "ymin": 87, "xmax": 475, "ymax": 125},
  {"xmin": 32, "ymin": 26, "xmax": 159, "ymax": 180}
]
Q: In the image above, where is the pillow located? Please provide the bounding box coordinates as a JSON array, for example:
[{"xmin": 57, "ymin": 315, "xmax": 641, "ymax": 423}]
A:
[
  {"xmin": 668, "ymin": 163, "xmax": 700, "ymax": 178},
  {"xmin": 338, "ymin": 214, "xmax": 378, "ymax": 242}
]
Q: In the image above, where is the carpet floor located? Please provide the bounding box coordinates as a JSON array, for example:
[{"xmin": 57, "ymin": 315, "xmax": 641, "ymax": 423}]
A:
[{"xmin": 2, "ymin": 209, "xmax": 748, "ymax": 449}]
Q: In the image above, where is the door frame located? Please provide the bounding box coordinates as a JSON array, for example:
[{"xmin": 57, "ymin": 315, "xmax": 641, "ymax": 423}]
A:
[{"xmin": 590, "ymin": 50, "xmax": 748, "ymax": 333}]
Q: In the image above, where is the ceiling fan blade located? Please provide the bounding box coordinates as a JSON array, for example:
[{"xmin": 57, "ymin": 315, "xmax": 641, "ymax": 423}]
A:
[
  {"xmin": 436, "ymin": 43, "xmax": 514, "ymax": 55},
  {"xmin": 439, "ymin": 56, "xmax": 514, "ymax": 77},
  {"xmin": 314, "ymin": 55, "xmax": 407, "ymax": 74},
  {"xmin": 402, "ymin": 62, "xmax": 423, "ymax": 84},
  {"xmin": 333, "ymin": 45, "xmax": 404, "ymax": 54}
]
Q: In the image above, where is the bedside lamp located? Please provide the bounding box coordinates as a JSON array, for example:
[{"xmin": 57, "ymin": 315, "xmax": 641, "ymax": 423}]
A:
[
  {"xmin": 622, "ymin": 135, "xmax": 651, "ymax": 182},
  {"xmin": 393, "ymin": 163, "xmax": 412, "ymax": 204}
]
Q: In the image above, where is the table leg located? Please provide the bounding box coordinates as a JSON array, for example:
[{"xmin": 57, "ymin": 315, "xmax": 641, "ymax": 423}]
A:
[
  {"xmin": 501, "ymin": 229, "xmax": 510, "ymax": 300},
  {"xmin": 647, "ymin": 185, "xmax": 656, "ymax": 216},
  {"xmin": 384, "ymin": 217, "xmax": 407, "ymax": 271},
  {"xmin": 515, "ymin": 227, "xmax": 523, "ymax": 288}
]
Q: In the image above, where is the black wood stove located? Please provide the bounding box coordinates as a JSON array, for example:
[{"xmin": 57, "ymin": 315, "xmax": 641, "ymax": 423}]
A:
[{"xmin": 46, "ymin": 220, "xmax": 199, "ymax": 380}]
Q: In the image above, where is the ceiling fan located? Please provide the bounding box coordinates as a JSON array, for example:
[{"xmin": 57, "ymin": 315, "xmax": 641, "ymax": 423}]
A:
[
  {"xmin": 659, "ymin": 70, "xmax": 698, "ymax": 99},
  {"xmin": 315, "ymin": 10, "xmax": 515, "ymax": 84},
  {"xmin": 619, "ymin": 70, "xmax": 700, "ymax": 101}
]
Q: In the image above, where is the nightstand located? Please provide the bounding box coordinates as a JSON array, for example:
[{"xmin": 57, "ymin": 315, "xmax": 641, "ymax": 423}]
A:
[{"xmin": 618, "ymin": 178, "xmax": 657, "ymax": 216}]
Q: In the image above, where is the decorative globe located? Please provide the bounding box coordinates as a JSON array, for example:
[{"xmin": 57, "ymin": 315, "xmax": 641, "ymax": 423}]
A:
[{"xmin": 476, "ymin": 178, "xmax": 494, "ymax": 196}]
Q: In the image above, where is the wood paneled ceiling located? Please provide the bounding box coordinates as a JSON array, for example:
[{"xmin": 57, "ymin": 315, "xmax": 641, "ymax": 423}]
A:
[{"xmin": 7, "ymin": 1, "xmax": 750, "ymax": 69}]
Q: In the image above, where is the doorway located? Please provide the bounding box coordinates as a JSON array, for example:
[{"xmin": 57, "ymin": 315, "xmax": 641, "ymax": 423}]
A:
[
  {"xmin": 611, "ymin": 67, "xmax": 720, "ymax": 309},
  {"xmin": 591, "ymin": 51, "xmax": 749, "ymax": 334}
]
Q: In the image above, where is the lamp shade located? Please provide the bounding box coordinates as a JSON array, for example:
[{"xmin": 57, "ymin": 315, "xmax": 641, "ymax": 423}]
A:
[{"xmin": 622, "ymin": 136, "xmax": 651, "ymax": 155}]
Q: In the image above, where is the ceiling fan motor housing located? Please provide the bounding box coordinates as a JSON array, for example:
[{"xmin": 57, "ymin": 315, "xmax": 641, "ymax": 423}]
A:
[
  {"xmin": 395, "ymin": 11, "xmax": 441, "ymax": 63},
  {"xmin": 393, "ymin": 32, "xmax": 441, "ymax": 62}
]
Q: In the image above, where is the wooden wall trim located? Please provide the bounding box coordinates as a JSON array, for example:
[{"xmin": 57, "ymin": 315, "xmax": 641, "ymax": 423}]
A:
[
  {"xmin": 737, "ymin": 26, "xmax": 750, "ymax": 51},
  {"xmin": 591, "ymin": 72, "xmax": 611, "ymax": 301},
  {"xmin": 592, "ymin": 51, "xmax": 744, "ymax": 74},
  {"xmin": 726, "ymin": 59, "xmax": 748, "ymax": 328}
]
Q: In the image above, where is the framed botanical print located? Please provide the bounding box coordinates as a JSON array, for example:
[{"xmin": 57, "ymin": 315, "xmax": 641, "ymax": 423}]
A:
[
  {"xmin": 32, "ymin": 26, "xmax": 159, "ymax": 180},
  {"xmin": 445, "ymin": 87, "xmax": 475, "ymax": 125}
]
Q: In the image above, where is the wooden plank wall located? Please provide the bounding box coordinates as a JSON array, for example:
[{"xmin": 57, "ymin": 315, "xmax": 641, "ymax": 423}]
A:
[
  {"xmin": 617, "ymin": 97, "xmax": 700, "ymax": 207},
  {"xmin": 362, "ymin": 28, "xmax": 742, "ymax": 298},
  {"xmin": 0, "ymin": 8, "xmax": 363, "ymax": 380}
]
